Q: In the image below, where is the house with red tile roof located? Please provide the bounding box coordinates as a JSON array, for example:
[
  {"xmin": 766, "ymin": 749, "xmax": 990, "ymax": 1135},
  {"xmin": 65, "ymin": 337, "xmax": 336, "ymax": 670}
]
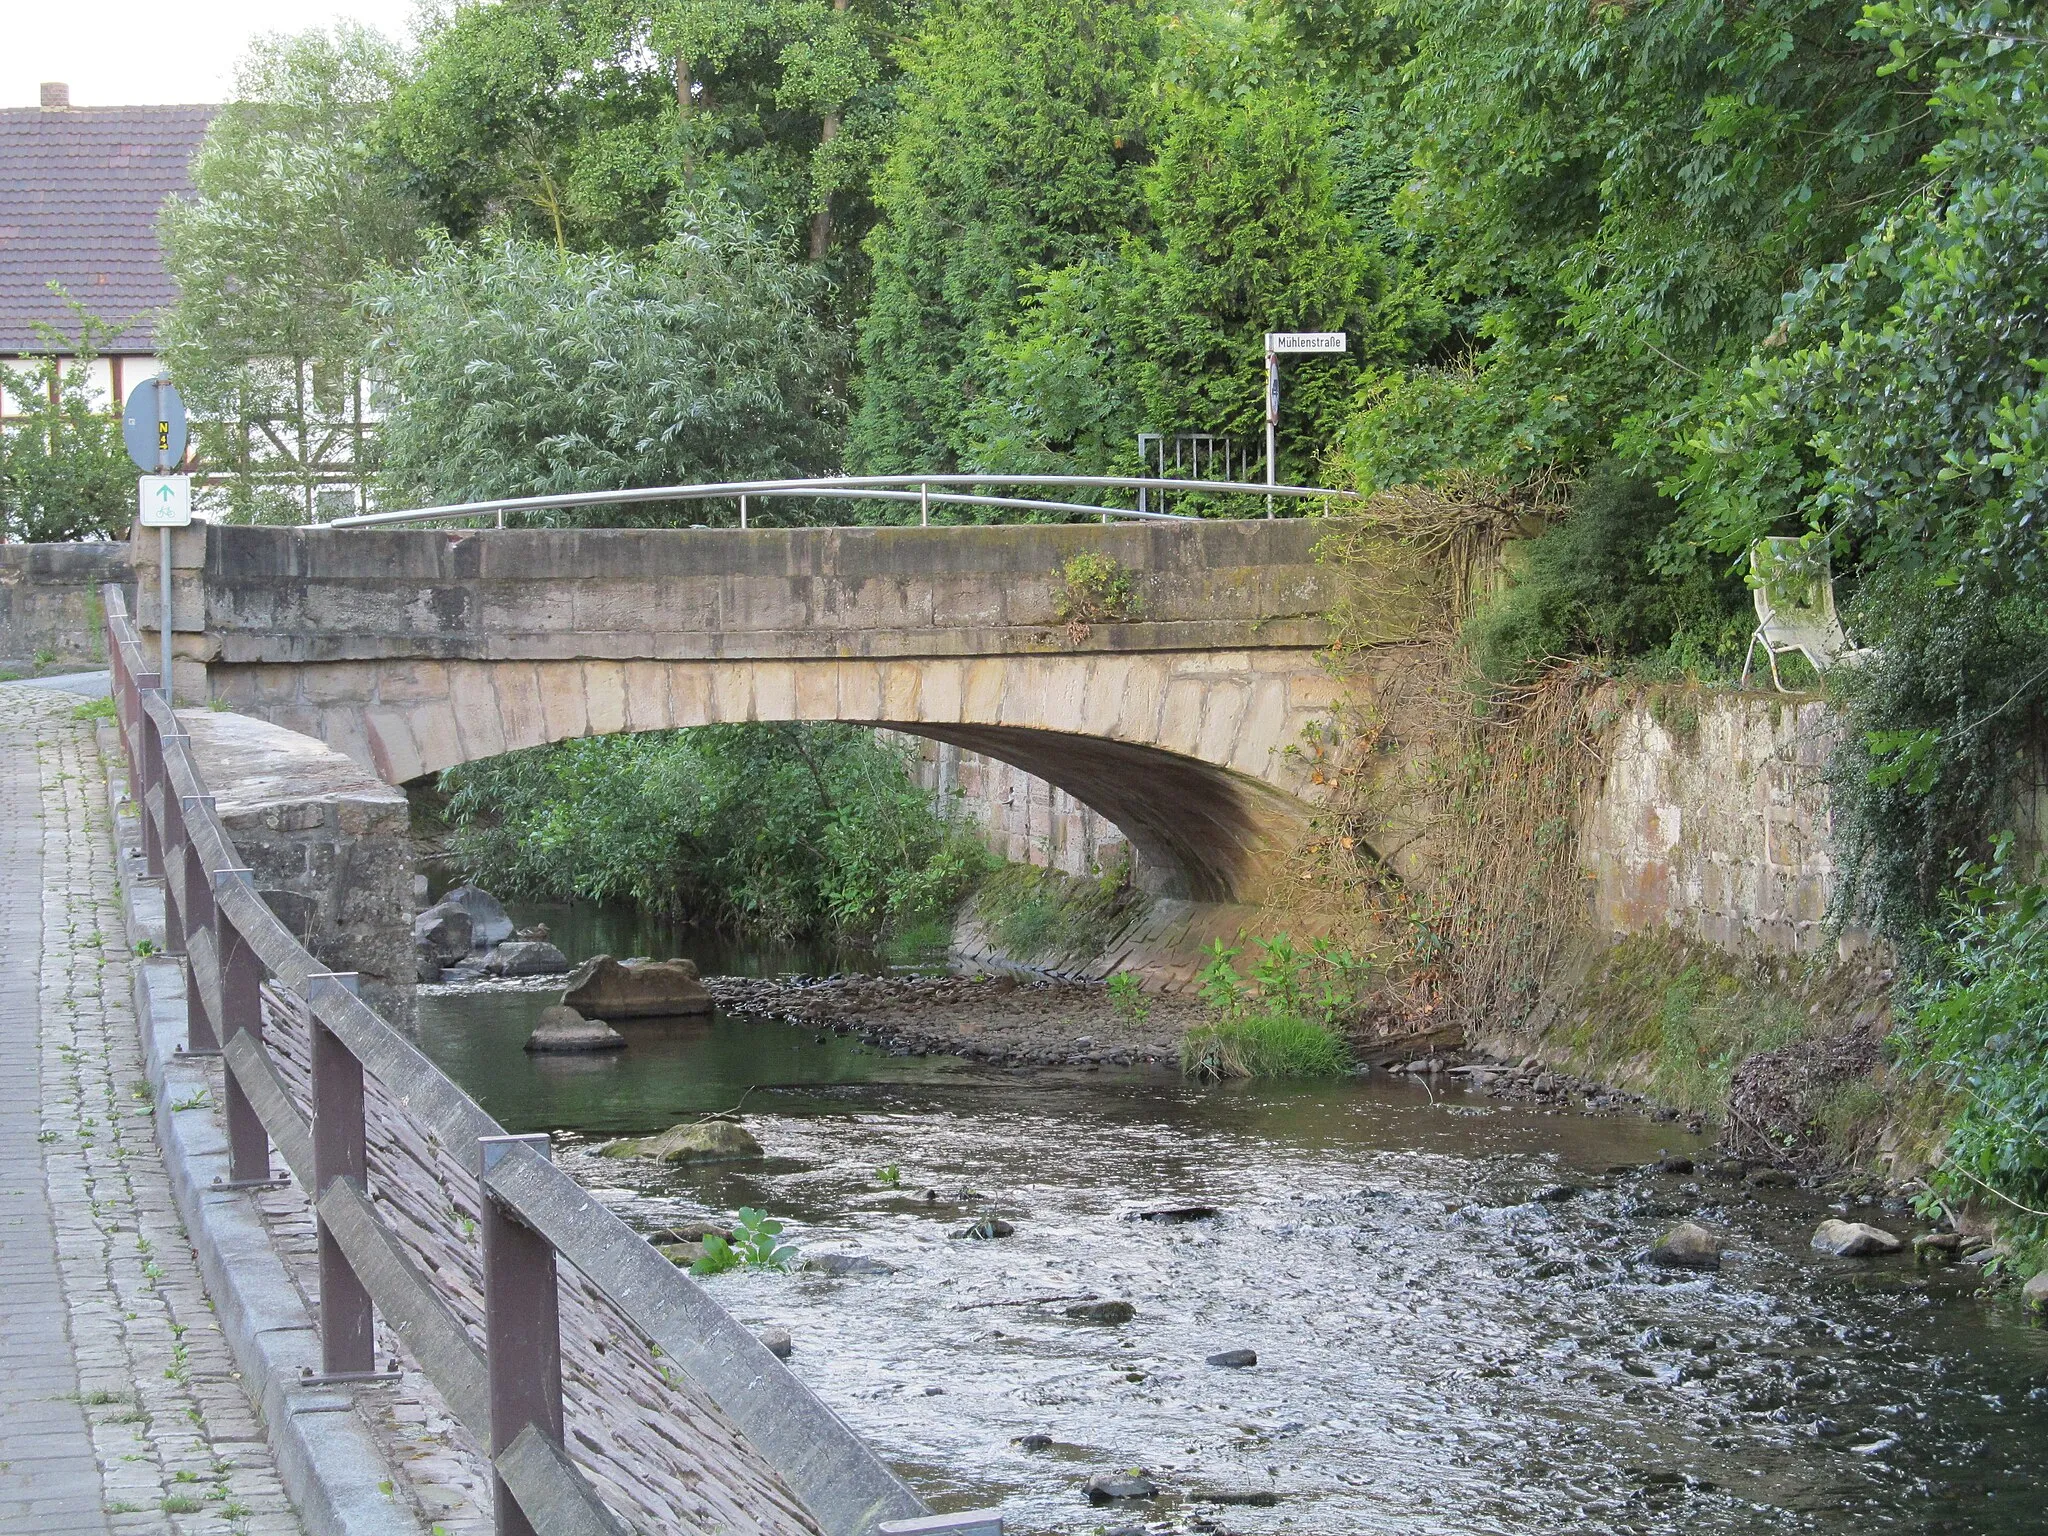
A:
[{"xmin": 0, "ymin": 82, "xmax": 214, "ymax": 424}]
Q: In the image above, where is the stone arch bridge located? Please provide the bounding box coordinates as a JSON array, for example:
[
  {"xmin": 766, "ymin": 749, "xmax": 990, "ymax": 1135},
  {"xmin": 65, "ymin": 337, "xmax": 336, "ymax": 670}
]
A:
[{"xmin": 141, "ymin": 520, "xmax": 1421, "ymax": 903}]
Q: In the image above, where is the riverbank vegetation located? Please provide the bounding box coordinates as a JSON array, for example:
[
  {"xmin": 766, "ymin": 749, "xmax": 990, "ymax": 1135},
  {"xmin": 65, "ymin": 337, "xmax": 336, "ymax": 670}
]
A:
[
  {"xmin": 434, "ymin": 725, "xmax": 987, "ymax": 946},
  {"xmin": 1181, "ymin": 936, "xmax": 1365, "ymax": 1080}
]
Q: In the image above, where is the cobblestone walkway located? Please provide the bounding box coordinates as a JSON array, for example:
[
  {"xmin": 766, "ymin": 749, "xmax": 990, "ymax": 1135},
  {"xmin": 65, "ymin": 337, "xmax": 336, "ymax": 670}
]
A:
[{"xmin": 0, "ymin": 683, "xmax": 301, "ymax": 1536}]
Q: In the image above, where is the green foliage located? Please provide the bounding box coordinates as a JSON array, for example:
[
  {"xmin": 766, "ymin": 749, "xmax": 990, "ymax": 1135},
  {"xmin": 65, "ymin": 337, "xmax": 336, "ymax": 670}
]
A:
[
  {"xmin": 1680, "ymin": 4, "xmax": 2048, "ymax": 592},
  {"xmin": 158, "ymin": 26, "xmax": 422, "ymax": 522},
  {"xmin": 958, "ymin": 13, "xmax": 1373, "ymax": 483},
  {"xmin": 691, "ymin": 1207, "xmax": 799, "ymax": 1273},
  {"xmin": 1337, "ymin": 0, "xmax": 1930, "ymax": 495},
  {"xmin": 70, "ymin": 697, "xmax": 117, "ymax": 723},
  {"xmin": 0, "ymin": 300, "xmax": 134, "ymax": 542},
  {"xmin": 365, "ymin": 205, "xmax": 843, "ymax": 519},
  {"xmin": 848, "ymin": 0, "xmax": 1158, "ymax": 472},
  {"xmin": 1822, "ymin": 575, "xmax": 2048, "ymax": 949},
  {"xmin": 1898, "ymin": 837, "xmax": 2048, "ymax": 1245},
  {"xmin": 1182, "ymin": 935, "xmax": 1363, "ymax": 1079},
  {"xmin": 875, "ymin": 1163, "xmax": 902, "ymax": 1185},
  {"xmin": 1106, "ymin": 971, "xmax": 1149, "ymax": 1023},
  {"xmin": 440, "ymin": 723, "xmax": 988, "ymax": 941},
  {"xmin": 971, "ymin": 861, "xmax": 1138, "ymax": 962},
  {"xmin": 1051, "ymin": 552, "xmax": 1141, "ymax": 625},
  {"xmin": 1464, "ymin": 470, "xmax": 1749, "ymax": 683},
  {"xmin": 386, "ymin": 0, "xmax": 910, "ymax": 273}
]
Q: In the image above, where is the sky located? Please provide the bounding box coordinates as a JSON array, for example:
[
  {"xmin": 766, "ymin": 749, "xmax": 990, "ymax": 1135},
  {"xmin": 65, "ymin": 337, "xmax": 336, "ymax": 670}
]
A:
[{"xmin": 5, "ymin": 0, "xmax": 428, "ymax": 108}]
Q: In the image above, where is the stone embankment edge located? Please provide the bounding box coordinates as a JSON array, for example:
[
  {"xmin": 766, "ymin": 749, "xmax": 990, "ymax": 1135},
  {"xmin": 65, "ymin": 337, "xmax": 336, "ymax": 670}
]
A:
[{"xmin": 98, "ymin": 722, "xmax": 421, "ymax": 1536}]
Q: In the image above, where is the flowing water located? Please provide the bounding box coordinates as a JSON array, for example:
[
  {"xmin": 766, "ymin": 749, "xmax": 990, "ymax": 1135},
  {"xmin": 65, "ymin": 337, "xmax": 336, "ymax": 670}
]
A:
[{"xmin": 418, "ymin": 918, "xmax": 2048, "ymax": 1535}]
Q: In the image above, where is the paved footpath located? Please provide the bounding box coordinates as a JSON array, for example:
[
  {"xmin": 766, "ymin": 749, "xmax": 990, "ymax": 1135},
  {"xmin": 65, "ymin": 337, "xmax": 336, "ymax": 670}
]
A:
[{"xmin": 0, "ymin": 682, "xmax": 301, "ymax": 1536}]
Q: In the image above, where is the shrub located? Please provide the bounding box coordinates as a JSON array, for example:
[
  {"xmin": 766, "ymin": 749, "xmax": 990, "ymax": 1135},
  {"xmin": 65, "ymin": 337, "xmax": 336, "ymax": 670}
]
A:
[
  {"xmin": 1181, "ymin": 935, "xmax": 1364, "ymax": 1080},
  {"xmin": 440, "ymin": 724, "xmax": 988, "ymax": 943},
  {"xmin": 1465, "ymin": 469, "xmax": 1748, "ymax": 685},
  {"xmin": 1898, "ymin": 837, "xmax": 2048, "ymax": 1250}
]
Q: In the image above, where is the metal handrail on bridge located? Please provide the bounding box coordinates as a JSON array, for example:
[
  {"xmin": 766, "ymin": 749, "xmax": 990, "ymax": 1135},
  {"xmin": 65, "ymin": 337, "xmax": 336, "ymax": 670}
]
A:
[
  {"xmin": 318, "ymin": 472, "xmax": 1360, "ymax": 530},
  {"xmin": 100, "ymin": 584, "xmax": 996, "ymax": 1536}
]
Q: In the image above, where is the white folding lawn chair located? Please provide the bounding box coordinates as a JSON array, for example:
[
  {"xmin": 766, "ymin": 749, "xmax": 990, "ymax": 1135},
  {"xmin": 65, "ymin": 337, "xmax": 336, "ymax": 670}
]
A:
[{"xmin": 1740, "ymin": 536, "xmax": 1872, "ymax": 691}]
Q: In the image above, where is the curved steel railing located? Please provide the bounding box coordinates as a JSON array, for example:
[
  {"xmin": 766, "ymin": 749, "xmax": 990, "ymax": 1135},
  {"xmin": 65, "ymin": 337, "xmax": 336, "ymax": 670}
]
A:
[{"xmin": 318, "ymin": 473, "xmax": 1359, "ymax": 530}]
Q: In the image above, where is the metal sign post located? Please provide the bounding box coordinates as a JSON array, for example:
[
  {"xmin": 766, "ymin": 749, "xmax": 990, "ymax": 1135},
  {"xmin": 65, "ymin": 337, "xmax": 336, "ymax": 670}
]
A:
[
  {"xmin": 124, "ymin": 377, "xmax": 190, "ymax": 705},
  {"xmin": 1263, "ymin": 332, "xmax": 1347, "ymax": 519}
]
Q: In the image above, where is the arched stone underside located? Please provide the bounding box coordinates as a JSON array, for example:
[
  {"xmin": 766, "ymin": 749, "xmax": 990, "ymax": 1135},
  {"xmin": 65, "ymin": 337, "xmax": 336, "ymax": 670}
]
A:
[{"xmin": 209, "ymin": 652, "xmax": 1342, "ymax": 903}]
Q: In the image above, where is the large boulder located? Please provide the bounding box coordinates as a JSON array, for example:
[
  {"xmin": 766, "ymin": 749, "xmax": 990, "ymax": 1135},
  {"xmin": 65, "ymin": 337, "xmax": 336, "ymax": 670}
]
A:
[
  {"xmin": 412, "ymin": 901, "xmax": 473, "ymax": 963},
  {"xmin": 1811, "ymin": 1219, "xmax": 1903, "ymax": 1258},
  {"xmin": 601, "ymin": 1119, "xmax": 762, "ymax": 1164},
  {"xmin": 524, "ymin": 1004, "xmax": 625, "ymax": 1054},
  {"xmin": 563, "ymin": 954, "xmax": 713, "ymax": 1017},
  {"xmin": 441, "ymin": 885, "xmax": 514, "ymax": 948},
  {"xmin": 485, "ymin": 940, "xmax": 572, "ymax": 977}
]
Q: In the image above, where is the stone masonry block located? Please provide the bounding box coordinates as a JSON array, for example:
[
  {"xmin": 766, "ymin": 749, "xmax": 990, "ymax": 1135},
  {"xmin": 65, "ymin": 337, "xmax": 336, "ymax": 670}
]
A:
[
  {"xmin": 494, "ymin": 663, "xmax": 547, "ymax": 753},
  {"xmin": 666, "ymin": 664, "xmax": 712, "ymax": 729},
  {"xmin": 446, "ymin": 662, "xmax": 509, "ymax": 763},
  {"xmin": 583, "ymin": 661, "xmax": 628, "ymax": 737},
  {"xmin": 1197, "ymin": 681, "xmax": 1250, "ymax": 766},
  {"xmin": 372, "ymin": 660, "xmax": 450, "ymax": 706},
  {"xmin": 621, "ymin": 661, "xmax": 672, "ymax": 734},
  {"xmin": 752, "ymin": 662, "xmax": 798, "ymax": 722},
  {"xmin": 535, "ymin": 662, "xmax": 589, "ymax": 742}
]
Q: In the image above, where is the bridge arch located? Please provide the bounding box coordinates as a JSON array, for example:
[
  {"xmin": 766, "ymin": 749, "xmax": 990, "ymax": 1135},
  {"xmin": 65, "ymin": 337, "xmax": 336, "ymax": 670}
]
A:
[{"xmin": 219, "ymin": 652, "xmax": 1336, "ymax": 902}]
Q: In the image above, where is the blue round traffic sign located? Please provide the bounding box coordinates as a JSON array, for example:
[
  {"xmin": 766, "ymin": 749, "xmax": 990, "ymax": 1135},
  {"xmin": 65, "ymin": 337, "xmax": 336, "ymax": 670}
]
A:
[{"xmin": 123, "ymin": 376, "xmax": 188, "ymax": 473}]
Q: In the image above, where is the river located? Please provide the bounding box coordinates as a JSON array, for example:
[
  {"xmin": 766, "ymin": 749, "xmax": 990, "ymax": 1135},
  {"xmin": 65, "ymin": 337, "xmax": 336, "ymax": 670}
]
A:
[{"xmin": 416, "ymin": 910, "xmax": 2048, "ymax": 1535}]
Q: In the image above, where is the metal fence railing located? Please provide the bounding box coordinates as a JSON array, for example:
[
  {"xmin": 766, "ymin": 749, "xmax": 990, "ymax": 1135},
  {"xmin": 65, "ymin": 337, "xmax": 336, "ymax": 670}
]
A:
[
  {"xmin": 102, "ymin": 582, "xmax": 997, "ymax": 1536},
  {"xmin": 315, "ymin": 473, "xmax": 1359, "ymax": 530}
]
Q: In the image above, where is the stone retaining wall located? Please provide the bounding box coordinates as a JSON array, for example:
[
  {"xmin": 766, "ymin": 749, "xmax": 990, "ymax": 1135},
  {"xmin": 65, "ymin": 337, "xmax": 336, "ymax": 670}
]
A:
[
  {"xmin": 179, "ymin": 708, "xmax": 416, "ymax": 1021},
  {"xmin": 1580, "ymin": 691, "xmax": 1850, "ymax": 956},
  {"xmin": 0, "ymin": 540, "xmax": 130, "ymax": 670}
]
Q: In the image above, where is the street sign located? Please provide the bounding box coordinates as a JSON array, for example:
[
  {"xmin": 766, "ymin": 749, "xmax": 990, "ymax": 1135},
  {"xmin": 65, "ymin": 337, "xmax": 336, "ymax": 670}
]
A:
[
  {"xmin": 123, "ymin": 376, "xmax": 188, "ymax": 472},
  {"xmin": 139, "ymin": 475, "xmax": 193, "ymax": 528},
  {"xmin": 1265, "ymin": 332, "xmax": 1348, "ymax": 354}
]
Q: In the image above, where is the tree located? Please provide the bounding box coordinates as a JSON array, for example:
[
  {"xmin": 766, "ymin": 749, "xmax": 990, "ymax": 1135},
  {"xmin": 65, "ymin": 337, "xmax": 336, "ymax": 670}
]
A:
[
  {"xmin": 1330, "ymin": 0, "xmax": 1936, "ymax": 495},
  {"xmin": 1680, "ymin": 1, "xmax": 2048, "ymax": 592},
  {"xmin": 0, "ymin": 299, "xmax": 134, "ymax": 542},
  {"xmin": 959, "ymin": 14, "xmax": 1372, "ymax": 488},
  {"xmin": 158, "ymin": 25, "xmax": 422, "ymax": 522},
  {"xmin": 365, "ymin": 199, "xmax": 844, "ymax": 520},
  {"xmin": 384, "ymin": 0, "xmax": 915, "ymax": 281},
  {"xmin": 848, "ymin": 0, "xmax": 1159, "ymax": 472}
]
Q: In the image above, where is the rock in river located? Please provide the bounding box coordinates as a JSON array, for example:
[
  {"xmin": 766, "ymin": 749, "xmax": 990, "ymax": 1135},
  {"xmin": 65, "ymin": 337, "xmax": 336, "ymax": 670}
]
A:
[
  {"xmin": 524, "ymin": 1004, "xmax": 624, "ymax": 1054},
  {"xmin": 1065, "ymin": 1300, "xmax": 1136, "ymax": 1324},
  {"xmin": 600, "ymin": 1119, "xmax": 762, "ymax": 1163},
  {"xmin": 956, "ymin": 1215, "xmax": 1014, "ymax": 1240},
  {"xmin": 1082, "ymin": 1472, "xmax": 1157, "ymax": 1503},
  {"xmin": 486, "ymin": 940, "xmax": 572, "ymax": 977},
  {"xmin": 1647, "ymin": 1222, "xmax": 1723, "ymax": 1271},
  {"xmin": 1206, "ymin": 1348, "xmax": 1258, "ymax": 1368},
  {"xmin": 1812, "ymin": 1219, "xmax": 1903, "ymax": 1258},
  {"xmin": 440, "ymin": 884, "xmax": 514, "ymax": 947},
  {"xmin": 757, "ymin": 1326, "xmax": 793, "ymax": 1360},
  {"xmin": 803, "ymin": 1253, "xmax": 897, "ymax": 1277},
  {"xmin": 563, "ymin": 954, "xmax": 713, "ymax": 1017},
  {"xmin": 2023, "ymin": 1272, "xmax": 2048, "ymax": 1314},
  {"xmin": 412, "ymin": 902, "xmax": 473, "ymax": 963}
]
